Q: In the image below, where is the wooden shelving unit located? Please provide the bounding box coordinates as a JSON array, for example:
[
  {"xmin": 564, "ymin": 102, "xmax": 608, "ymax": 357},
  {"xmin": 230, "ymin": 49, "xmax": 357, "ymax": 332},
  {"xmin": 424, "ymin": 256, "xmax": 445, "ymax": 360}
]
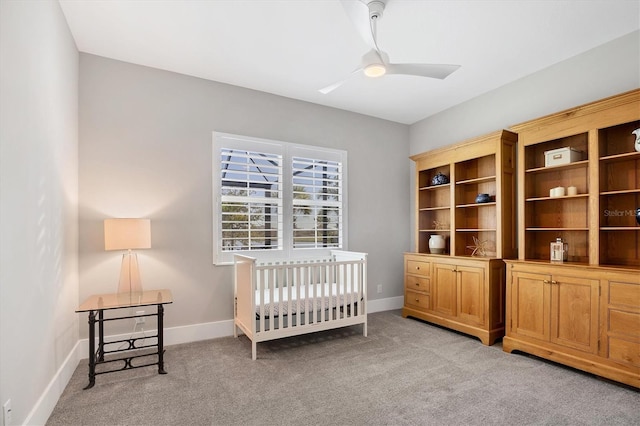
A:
[
  {"xmin": 412, "ymin": 130, "xmax": 517, "ymax": 259},
  {"xmin": 404, "ymin": 130, "xmax": 516, "ymax": 345},
  {"xmin": 505, "ymin": 89, "xmax": 640, "ymax": 389}
]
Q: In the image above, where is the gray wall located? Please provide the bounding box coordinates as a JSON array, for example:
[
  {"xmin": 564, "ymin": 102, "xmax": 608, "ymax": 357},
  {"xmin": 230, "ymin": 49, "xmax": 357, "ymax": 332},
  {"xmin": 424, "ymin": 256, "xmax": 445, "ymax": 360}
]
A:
[
  {"xmin": 78, "ymin": 54, "xmax": 410, "ymax": 336},
  {"xmin": 410, "ymin": 31, "xmax": 640, "ymax": 154},
  {"xmin": 0, "ymin": 1, "xmax": 79, "ymax": 424},
  {"xmin": 408, "ymin": 31, "xmax": 640, "ymax": 250}
]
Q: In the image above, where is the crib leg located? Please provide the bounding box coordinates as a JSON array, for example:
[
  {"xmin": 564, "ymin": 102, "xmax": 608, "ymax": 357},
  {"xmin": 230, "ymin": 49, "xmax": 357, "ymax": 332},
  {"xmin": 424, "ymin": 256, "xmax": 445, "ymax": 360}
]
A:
[
  {"xmin": 363, "ymin": 322, "xmax": 368, "ymax": 337},
  {"xmin": 233, "ymin": 325, "xmax": 237, "ymax": 338},
  {"xmin": 252, "ymin": 341, "xmax": 257, "ymax": 360}
]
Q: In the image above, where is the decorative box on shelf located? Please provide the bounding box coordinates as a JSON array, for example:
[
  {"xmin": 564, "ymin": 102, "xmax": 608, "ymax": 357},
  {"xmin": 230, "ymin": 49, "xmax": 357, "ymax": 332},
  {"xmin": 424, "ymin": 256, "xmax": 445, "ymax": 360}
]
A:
[{"xmin": 544, "ymin": 147, "xmax": 583, "ymax": 167}]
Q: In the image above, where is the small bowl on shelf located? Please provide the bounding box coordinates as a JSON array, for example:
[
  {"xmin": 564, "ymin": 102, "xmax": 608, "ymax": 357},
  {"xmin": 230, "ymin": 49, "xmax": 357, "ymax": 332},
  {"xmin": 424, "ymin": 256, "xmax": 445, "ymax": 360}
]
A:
[
  {"xmin": 431, "ymin": 172, "xmax": 449, "ymax": 186},
  {"xmin": 475, "ymin": 193, "xmax": 491, "ymax": 203}
]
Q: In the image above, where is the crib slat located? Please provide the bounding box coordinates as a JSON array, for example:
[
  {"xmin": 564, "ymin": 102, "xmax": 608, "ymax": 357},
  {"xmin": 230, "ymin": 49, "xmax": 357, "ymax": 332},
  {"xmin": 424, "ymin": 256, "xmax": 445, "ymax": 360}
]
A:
[
  {"xmin": 258, "ymin": 268, "xmax": 265, "ymax": 333},
  {"xmin": 277, "ymin": 264, "xmax": 284, "ymax": 330},
  {"xmin": 349, "ymin": 260, "xmax": 355, "ymax": 317},
  {"xmin": 269, "ymin": 267, "xmax": 275, "ymax": 332},
  {"xmin": 287, "ymin": 266, "xmax": 292, "ymax": 329}
]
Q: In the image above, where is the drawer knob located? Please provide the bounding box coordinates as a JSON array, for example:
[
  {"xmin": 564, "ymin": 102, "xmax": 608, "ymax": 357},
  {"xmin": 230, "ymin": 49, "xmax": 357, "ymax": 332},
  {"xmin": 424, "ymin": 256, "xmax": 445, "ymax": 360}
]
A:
[
  {"xmin": 552, "ymin": 280, "xmax": 558, "ymax": 285},
  {"xmin": 415, "ymin": 282, "xmax": 420, "ymax": 286},
  {"xmin": 415, "ymin": 266, "xmax": 420, "ymax": 270},
  {"xmin": 543, "ymin": 280, "xmax": 550, "ymax": 284}
]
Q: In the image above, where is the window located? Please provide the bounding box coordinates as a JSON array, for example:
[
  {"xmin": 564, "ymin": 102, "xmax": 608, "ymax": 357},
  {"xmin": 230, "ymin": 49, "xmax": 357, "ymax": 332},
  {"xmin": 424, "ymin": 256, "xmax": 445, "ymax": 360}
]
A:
[{"xmin": 213, "ymin": 132, "xmax": 347, "ymax": 264}]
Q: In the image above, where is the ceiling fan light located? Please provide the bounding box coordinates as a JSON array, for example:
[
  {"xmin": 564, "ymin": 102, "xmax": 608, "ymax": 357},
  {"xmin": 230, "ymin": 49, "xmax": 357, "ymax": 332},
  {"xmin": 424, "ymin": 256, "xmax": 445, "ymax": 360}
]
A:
[{"xmin": 364, "ymin": 63, "xmax": 386, "ymax": 78}]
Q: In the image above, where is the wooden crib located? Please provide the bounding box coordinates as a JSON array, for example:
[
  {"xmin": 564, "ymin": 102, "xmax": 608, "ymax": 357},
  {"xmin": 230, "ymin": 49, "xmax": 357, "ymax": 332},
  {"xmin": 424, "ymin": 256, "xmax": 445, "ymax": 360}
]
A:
[{"xmin": 233, "ymin": 250, "xmax": 368, "ymax": 359}]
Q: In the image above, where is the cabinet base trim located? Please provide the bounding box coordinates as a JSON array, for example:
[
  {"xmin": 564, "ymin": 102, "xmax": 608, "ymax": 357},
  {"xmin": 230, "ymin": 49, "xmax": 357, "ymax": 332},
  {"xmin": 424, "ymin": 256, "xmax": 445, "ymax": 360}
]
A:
[
  {"xmin": 503, "ymin": 336, "xmax": 640, "ymax": 389},
  {"xmin": 402, "ymin": 307, "xmax": 503, "ymax": 346}
]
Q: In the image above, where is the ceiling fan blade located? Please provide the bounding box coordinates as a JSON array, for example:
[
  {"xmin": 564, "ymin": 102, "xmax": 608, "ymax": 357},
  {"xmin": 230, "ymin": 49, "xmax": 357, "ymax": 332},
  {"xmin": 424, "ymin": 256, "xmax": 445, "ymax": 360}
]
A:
[
  {"xmin": 386, "ymin": 63, "xmax": 461, "ymax": 80},
  {"xmin": 340, "ymin": 0, "xmax": 377, "ymax": 50},
  {"xmin": 318, "ymin": 67, "xmax": 363, "ymax": 94}
]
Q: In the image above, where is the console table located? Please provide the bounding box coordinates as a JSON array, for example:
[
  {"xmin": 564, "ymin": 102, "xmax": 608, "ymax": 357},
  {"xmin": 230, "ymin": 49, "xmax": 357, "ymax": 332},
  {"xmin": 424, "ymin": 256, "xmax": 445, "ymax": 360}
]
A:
[{"xmin": 76, "ymin": 289, "xmax": 173, "ymax": 389}]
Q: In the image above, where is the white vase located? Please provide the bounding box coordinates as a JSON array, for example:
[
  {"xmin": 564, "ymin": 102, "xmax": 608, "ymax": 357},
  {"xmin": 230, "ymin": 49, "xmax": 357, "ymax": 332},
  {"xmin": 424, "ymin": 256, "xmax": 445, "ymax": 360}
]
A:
[
  {"xmin": 633, "ymin": 129, "xmax": 640, "ymax": 152},
  {"xmin": 429, "ymin": 235, "xmax": 445, "ymax": 254}
]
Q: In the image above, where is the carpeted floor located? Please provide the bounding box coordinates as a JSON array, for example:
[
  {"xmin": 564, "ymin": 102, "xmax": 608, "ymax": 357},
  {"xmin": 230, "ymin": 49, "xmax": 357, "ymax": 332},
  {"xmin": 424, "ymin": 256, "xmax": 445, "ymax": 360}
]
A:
[{"xmin": 47, "ymin": 310, "xmax": 639, "ymax": 425}]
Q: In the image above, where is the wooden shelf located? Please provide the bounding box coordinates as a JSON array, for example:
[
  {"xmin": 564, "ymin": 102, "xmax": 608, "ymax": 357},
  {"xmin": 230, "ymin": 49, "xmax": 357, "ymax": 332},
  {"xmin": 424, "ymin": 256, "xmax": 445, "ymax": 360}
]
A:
[
  {"xmin": 526, "ymin": 194, "xmax": 589, "ymax": 201},
  {"xmin": 456, "ymin": 202, "xmax": 496, "ymax": 208},
  {"xmin": 600, "ymin": 188, "xmax": 640, "ymax": 196},
  {"xmin": 456, "ymin": 175, "xmax": 496, "ymax": 185},
  {"xmin": 419, "ymin": 184, "xmax": 450, "ymax": 191},
  {"xmin": 525, "ymin": 160, "xmax": 588, "ymax": 174},
  {"xmin": 456, "ymin": 228, "xmax": 497, "ymax": 232},
  {"xmin": 526, "ymin": 227, "xmax": 589, "ymax": 231},
  {"xmin": 419, "ymin": 206, "xmax": 450, "ymax": 211},
  {"xmin": 600, "ymin": 151, "xmax": 640, "ymax": 162}
]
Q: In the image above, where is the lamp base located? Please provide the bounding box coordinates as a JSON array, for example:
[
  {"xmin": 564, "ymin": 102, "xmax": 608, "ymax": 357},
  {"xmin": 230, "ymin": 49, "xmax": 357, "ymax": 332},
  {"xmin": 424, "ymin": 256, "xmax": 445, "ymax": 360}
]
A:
[{"xmin": 117, "ymin": 251, "xmax": 143, "ymax": 294}]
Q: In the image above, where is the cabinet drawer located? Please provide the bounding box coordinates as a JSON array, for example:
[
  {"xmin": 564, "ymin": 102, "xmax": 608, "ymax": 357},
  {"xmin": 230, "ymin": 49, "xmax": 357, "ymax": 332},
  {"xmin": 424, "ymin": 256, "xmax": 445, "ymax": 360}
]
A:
[
  {"xmin": 609, "ymin": 338, "xmax": 640, "ymax": 368},
  {"xmin": 405, "ymin": 275, "xmax": 430, "ymax": 293},
  {"xmin": 609, "ymin": 310, "xmax": 640, "ymax": 338},
  {"xmin": 405, "ymin": 289, "xmax": 430, "ymax": 311},
  {"xmin": 406, "ymin": 260, "xmax": 430, "ymax": 277},
  {"xmin": 609, "ymin": 282, "xmax": 640, "ymax": 308}
]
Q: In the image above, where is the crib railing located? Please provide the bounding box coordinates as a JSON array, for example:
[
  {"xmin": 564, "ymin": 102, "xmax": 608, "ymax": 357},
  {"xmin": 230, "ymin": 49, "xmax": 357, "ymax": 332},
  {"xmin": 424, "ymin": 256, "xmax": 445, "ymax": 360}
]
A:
[
  {"xmin": 234, "ymin": 251, "xmax": 367, "ymax": 334},
  {"xmin": 255, "ymin": 255, "xmax": 365, "ymax": 333},
  {"xmin": 234, "ymin": 250, "xmax": 368, "ymax": 359}
]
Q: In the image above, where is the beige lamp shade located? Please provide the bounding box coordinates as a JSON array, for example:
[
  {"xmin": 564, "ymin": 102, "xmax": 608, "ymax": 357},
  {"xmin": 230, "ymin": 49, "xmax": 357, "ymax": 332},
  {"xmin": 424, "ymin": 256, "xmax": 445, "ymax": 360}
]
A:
[{"xmin": 104, "ymin": 218, "xmax": 151, "ymax": 251}]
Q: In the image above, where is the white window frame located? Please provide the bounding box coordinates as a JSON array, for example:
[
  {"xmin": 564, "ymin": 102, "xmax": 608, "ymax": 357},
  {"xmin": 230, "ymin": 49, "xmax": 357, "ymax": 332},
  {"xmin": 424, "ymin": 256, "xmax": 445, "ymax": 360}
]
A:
[{"xmin": 212, "ymin": 132, "xmax": 348, "ymax": 265}]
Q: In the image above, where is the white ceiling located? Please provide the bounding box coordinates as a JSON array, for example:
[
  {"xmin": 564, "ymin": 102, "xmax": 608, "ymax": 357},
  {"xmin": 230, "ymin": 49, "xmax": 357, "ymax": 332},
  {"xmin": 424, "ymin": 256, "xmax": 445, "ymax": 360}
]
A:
[{"xmin": 59, "ymin": 0, "xmax": 640, "ymax": 125}]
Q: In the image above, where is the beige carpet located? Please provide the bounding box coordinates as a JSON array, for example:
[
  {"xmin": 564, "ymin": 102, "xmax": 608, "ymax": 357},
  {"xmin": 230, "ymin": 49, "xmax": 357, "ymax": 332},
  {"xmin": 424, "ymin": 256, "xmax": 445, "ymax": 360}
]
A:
[{"xmin": 47, "ymin": 310, "xmax": 639, "ymax": 425}]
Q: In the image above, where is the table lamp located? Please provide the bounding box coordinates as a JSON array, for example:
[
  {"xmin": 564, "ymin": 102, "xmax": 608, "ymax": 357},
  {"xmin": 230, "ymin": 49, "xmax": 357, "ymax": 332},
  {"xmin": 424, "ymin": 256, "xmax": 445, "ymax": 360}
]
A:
[{"xmin": 104, "ymin": 218, "xmax": 151, "ymax": 294}]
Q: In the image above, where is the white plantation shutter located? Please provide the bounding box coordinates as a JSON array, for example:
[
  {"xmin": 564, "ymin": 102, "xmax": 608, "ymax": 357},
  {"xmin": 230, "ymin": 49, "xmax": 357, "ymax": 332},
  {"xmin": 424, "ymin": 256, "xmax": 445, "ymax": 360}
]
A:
[
  {"xmin": 220, "ymin": 148, "xmax": 283, "ymax": 251},
  {"xmin": 213, "ymin": 132, "xmax": 347, "ymax": 264},
  {"xmin": 292, "ymin": 157, "xmax": 342, "ymax": 249}
]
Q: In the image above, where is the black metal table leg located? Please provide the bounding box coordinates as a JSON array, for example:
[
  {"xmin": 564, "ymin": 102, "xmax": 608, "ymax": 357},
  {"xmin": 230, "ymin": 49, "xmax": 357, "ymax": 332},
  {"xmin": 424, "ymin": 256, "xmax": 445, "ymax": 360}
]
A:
[
  {"xmin": 84, "ymin": 310, "xmax": 96, "ymax": 389},
  {"xmin": 157, "ymin": 304, "xmax": 167, "ymax": 374},
  {"xmin": 97, "ymin": 309, "xmax": 105, "ymax": 362}
]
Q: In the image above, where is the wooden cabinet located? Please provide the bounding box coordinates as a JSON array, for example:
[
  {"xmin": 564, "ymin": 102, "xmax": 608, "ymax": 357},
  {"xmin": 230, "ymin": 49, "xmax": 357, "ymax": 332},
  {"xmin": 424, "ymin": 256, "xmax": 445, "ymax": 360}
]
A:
[
  {"xmin": 509, "ymin": 265, "xmax": 599, "ymax": 354},
  {"xmin": 505, "ymin": 261, "xmax": 639, "ymax": 388},
  {"xmin": 405, "ymin": 130, "xmax": 515, "ymax": 345},
  {"xmin": 505, "ymin": 90, "xmax": 640, "ymax": 388},
  {"xmin": 433, "ymin": 262, "xmax": 485, "ymax": 326},
  {"xmin": 403, "ymin": 254, "xmax": 505, "ymax": 345}
]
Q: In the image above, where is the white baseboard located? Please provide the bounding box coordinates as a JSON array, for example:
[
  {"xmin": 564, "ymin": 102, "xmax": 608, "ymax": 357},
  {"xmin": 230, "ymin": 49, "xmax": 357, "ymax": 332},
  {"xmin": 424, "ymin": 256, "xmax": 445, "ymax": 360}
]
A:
[
  {"xmin": 35, "ymin": 296, "xmax": 401, "ymax": 425},
  {"xmin": 24, "ymin": 340, "xmax": 82, "ymax": 426},
  {"xmin": 368, "ymin": 295, "xmax": 404, "ymax": 313}
]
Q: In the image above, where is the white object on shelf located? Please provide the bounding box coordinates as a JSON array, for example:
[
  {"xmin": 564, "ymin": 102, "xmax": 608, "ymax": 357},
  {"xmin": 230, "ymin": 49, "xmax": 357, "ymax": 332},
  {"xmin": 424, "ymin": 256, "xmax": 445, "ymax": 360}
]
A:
[
  {"xmin": 544, "ymin": 147, "xmax": 583, "ymax": 167},
  {"xmin": 428, "ymin": 234, "xmax": 445, "ymax": 254},
  {"xmin": 550, "ymin": 237, "xmax": 568, "ymax": 262},
  {"xmin": 550, "ymin": 186, "xmax": 566, "ymax": 198}
]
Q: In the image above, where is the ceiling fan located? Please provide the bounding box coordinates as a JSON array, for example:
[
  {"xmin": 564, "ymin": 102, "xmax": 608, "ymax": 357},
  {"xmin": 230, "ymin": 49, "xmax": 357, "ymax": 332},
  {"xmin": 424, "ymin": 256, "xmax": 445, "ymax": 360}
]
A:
[{"xmin": 319, "ymin": 0, "xmax": 460, "ymax": 94}]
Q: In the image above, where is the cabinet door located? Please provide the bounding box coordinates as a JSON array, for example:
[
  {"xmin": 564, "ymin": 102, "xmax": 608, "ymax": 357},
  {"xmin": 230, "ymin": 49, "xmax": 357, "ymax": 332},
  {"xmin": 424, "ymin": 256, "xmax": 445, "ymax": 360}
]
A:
[
  {"xmin": 510, "ymin": 270, "xmax": 550, "ymax": 341},
  {"xmin": 433, "ymin": 263, "xmax": 457, "ymax": 317},
  {"xmin": 457, "ymin": 265, "xmax": 485, "ymax": 326},
  {"xmin": 550, "ymin": 275, "xmax": 599, "ymax": 354}
]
